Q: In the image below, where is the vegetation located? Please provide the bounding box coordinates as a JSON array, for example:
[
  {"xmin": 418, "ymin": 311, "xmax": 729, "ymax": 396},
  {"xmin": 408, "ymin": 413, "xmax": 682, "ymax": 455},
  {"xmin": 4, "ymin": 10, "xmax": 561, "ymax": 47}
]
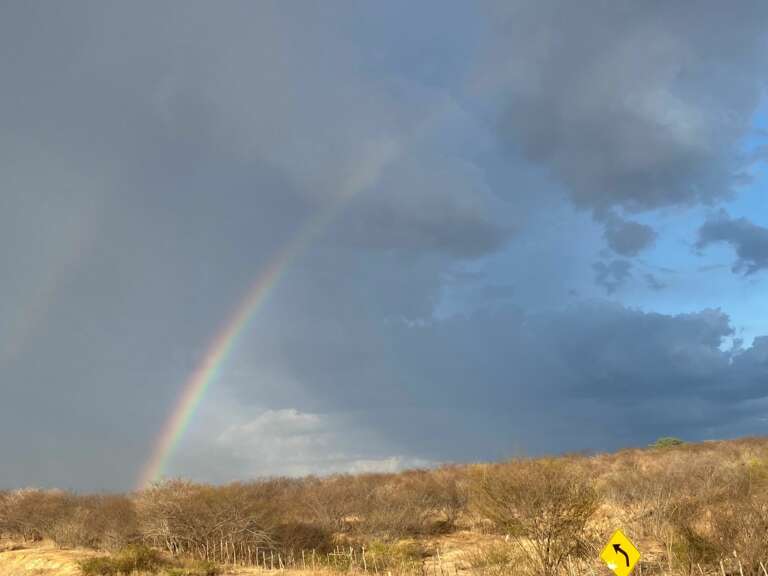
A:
[
  {"xmin": 78, "ymin": 545, "xmax": 167, "ymax": 575},
  {"xmin": 2, "ymin": 437, "xmax": 768, "ymax": 576},
  {"xmin": 463, "ymin": 541, "xmax": 523, "ymax": 576},
  {"xmin": 649, "ymin": 437, "xmax": 686, "ymax": 449},
  {"xmin": 471, "ymin": 459, "xmax": 599, "ymax": 576},
  {"xmin": 78, "ymin": 545, "xmax": 219, "ymax": 576}
]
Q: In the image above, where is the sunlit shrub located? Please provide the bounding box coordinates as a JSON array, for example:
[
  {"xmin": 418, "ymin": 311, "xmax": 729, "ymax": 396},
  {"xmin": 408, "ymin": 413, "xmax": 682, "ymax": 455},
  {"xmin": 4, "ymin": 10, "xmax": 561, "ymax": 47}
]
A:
[{"xmin": 470, "ymin": 459, "xmax": 599, "ymax": 576}]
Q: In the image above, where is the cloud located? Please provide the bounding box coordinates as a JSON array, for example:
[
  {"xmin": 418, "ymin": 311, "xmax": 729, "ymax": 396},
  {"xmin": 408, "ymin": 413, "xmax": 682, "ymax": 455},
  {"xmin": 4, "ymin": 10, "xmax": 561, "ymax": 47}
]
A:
[
  {"xmin": 148, "ymin": 3, "xmax": 508, "ymax": 259},
  {"xmin": 697, "ymin": 211, "xmax": 768, "ymax": 274},
  {"xmin": 593, "ymin": 259, "xmax": 633, "ymax": 293},
  {"xmin": 0, "ymin": 1, "xmax": 507, "ymax": 490},
  {"xmin": 219, "ymin": 298, "xmax": 768, "ymax": 468},
  {"xmin": 644, "ymin": 273, "xmax": 666, "ymax": 291},
  {"xmin": 480, "ymin": 0, "xmax": 768, "ymax": 249},
  {"xmin": 216, "ymin": 409, "xmax": 434, "ymax": 478},
  {"xmin": 341, "ymin": 149, "xmax": 509, "ymax": 257},
  {"xmin": 479, "ymin": 283, "xmax": 516, "ymax": 301},
  {"xmin": 603, "ymin": 214, "xmax": 657, "ymax": 256},
  {"xmin": 698, "ymin": 264, "xmax": 730, "ymax": 273},
  {"xmin": 749, "ymin": 143, "xmax": 768, "ymax": 163}
]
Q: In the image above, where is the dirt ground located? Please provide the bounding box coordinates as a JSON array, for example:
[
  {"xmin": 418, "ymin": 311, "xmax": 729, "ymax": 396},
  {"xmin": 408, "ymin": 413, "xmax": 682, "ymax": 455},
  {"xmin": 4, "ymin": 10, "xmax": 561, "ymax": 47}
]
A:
[{"xmin": 0, "ymin": 541, "xmax": 100, "ymax": 576}]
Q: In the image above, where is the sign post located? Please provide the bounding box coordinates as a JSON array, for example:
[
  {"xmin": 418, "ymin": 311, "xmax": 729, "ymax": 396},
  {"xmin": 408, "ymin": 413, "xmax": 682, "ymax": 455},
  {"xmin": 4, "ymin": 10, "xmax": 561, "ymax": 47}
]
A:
[{"xmin": 600, "ymin": 529, "xmax": 641, "ymax": 576}]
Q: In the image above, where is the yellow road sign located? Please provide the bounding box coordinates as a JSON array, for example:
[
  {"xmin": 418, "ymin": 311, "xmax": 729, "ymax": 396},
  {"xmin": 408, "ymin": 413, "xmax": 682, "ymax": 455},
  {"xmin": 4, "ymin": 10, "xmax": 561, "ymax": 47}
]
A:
[{"xmin": 600, "ymin": 529, "xmax": 640, "ymax": 576}]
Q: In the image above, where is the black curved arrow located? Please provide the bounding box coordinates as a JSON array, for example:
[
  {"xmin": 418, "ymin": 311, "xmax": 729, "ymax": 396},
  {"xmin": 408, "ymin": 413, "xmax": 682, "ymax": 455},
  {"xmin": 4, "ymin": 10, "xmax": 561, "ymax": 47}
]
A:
[{"xmin": 613, "ymin": 544, "xmax": 630, "ymax": 567}]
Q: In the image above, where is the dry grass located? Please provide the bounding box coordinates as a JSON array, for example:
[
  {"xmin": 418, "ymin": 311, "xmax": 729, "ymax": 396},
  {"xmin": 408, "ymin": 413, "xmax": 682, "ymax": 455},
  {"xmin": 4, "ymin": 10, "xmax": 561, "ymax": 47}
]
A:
[{"xmin": 0, "ymin": 541, "xmax": 99, "ymax": 576}]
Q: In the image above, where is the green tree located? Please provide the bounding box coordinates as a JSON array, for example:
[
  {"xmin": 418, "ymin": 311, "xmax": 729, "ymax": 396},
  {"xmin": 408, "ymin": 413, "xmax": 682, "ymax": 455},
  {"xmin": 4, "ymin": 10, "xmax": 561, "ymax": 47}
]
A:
[{"xmin": 649, "ymin": 437, "xmax": 685, "ymax": 449}]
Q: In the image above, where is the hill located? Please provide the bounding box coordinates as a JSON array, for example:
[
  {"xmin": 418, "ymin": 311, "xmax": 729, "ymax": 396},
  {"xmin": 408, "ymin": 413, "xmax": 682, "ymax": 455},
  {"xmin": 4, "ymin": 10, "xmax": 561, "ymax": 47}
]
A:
[{"xmin": 3, "ymin": 436, "xmax": 768, "ymax": 576}]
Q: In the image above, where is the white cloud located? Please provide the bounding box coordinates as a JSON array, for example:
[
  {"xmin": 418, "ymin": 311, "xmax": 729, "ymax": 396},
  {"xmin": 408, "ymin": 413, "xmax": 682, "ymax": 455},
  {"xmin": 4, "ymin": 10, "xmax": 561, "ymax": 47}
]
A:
[{"xmin": 215, "ymin": 409, "xmax": 435, "ymax": 478}]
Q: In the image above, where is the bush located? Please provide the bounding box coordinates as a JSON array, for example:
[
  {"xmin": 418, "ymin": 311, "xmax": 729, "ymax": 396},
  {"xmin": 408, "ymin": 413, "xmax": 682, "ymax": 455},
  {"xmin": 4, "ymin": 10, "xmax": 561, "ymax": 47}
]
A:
[
  {"xmin": 137, "ymin": 480, "xmax": 281, "ymax": 558},
  {"xmin": 471, "ymin": 459, "xmax": 599, "ymax": 576},
  {"xmin": 463, "ymin": 542, "xmax": 522, "ymax": 576},
  {"xmin": 0, "ymin": 490, "xmax": 138, "ymax": 550},
  {"xmin": 300, "ymin": 468, "xmax": 466, "ymax": 539},
  {"xmin": 165, "ymin": 560, "xmax": 220, "ymax": 576},
  {"xmin": 708, "ymin": 495, "xmax": 768, "ymax": 575},
  {"xmin": 78, "ymin": 548, "xmax": 219, "ymax": 576},
  {"xmin": 663, "ymin": 460, "xmax": 768, "ymax": 576},
  {"xmin": 0, "ymin": 489, "xmax": 76, "ymax": 542},
  {"xmin": 79, "ymin": 556, "xmax": 121, "ymax": 576},
  {"xmin": 272, "ymin": 521, "xmax": 334, "ymax": 553},
  {"xmin": 54, "ymin": 495, "xmax": 139, "ymax": 550},
  {"xmin": 649, "ymin": 437, "xmax": 685, "ymax": 449},
  {"xmin": 363, "ymin": 540, "xmax": 425, "ymax": 571},
  {"xmin": 366, "ymin": 540, "xmax": 423, "ymax": 562},
  {"xmin": 668, "ymin": 500, "xmax": 719, "ymax": 575},
  {"xmin": 78, "ymin": 545, "xmax": 167, "ymax": 575}
]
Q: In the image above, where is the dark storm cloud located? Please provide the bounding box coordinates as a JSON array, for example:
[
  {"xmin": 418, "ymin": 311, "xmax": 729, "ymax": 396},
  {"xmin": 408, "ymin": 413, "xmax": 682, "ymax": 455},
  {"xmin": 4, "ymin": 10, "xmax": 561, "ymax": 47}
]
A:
[
  {"xmin": 156, "ymin": 1, "xmax": 508, "ymax": 259},
  {"xmin": 0, "ymin": 1, "xmax": 509, "ymax": 489},
  {"xmin": 697, "ymin": 211, "xmax": 768, "ymax": 274},
  {"xmin": 593, "ymin": 259, "xmax": 632, "ymax": 293},
  {"xmin": 603, "ymin": 214, "xmax": 657, "ymax": 256},
  {"xmin": 229, "ymin": 286, "xmax": 768, "ymax": 464},
  {"xmin": 482, "ymin": 0, "xmax": 768, "ymax": 247},
  {"xmin": 341, "ymin": 162, "xmax": 509, "ymax": 258}
]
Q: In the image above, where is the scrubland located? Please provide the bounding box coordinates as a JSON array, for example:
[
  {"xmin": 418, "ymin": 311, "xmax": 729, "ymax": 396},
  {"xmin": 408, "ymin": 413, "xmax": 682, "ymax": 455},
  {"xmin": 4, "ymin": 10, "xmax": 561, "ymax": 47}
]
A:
[{"xmin": 2, "ymin": 437, "xmax": 768, "ymax": 576}]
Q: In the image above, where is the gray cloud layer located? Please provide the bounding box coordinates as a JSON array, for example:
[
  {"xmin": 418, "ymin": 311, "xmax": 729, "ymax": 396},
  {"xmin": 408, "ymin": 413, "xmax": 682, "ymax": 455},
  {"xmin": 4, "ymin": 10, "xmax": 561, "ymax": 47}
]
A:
[
  {"xmin": 603, "ymin": 214, "xmax": 657, "ymax": 256},
  {"xmin": 215, "ymin": 295, "xmax": 768, "ymax": 471},
  {"xmin": 485, "ymin": 0, "xmax": 768, "ymax": 212},
  {"xmin": 698, "ymin": 211, "xmax": 768, "ymax": 274},
  {"xmin": 482, "ymin": 0, "xmax": 768, "ymax": 253},
  {"xmin": 593, "ymin": 259, "xmax": 633, "ymax": 294}
]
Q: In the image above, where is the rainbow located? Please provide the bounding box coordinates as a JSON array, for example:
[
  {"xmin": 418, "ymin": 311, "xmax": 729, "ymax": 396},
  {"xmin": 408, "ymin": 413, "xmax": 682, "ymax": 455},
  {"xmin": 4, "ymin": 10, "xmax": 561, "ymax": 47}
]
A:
[
  {"xmin": 136, "ymin": 214, "xmax": 328, "ymax": 490},
  {"xmin": 136, "ymin": 137, "xmax": 398, "ymax": 490}
]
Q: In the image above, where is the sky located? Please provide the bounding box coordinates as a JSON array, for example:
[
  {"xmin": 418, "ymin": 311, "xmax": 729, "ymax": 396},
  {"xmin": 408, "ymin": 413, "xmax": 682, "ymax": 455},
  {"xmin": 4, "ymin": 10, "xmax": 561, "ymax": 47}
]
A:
[{"xmin": 1, "ymin": 1, "xmax": 768, "ymax": 491}]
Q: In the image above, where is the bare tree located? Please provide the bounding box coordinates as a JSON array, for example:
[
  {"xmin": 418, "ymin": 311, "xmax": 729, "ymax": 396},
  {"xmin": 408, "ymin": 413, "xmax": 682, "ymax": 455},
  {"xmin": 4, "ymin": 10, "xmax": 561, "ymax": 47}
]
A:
[
  {"xmin": 137, "ymin": 479, "xmax": 280, "ymax": 560},
  {"xmin": 471, "ymin": 459, "xmax": 599, "ymax": 576}
]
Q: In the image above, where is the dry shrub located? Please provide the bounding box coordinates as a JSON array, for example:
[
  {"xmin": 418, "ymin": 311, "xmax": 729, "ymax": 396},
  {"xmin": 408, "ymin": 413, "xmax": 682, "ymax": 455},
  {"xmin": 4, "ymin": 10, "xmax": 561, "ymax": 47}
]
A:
[
  {"xmin": 164, "ymin": 559, "xmax": 220, "ymax": 576},
  {"xmin": 667, "ymin": 497, "xmax": 719, "ymax": 575},
  {"xmin": 705, "ymin": 462, "xmax": 768, "ymax": 576},
  {"xmin": 52, "ymin": 494, "xmax": 139, "ymax": 550},
  {"xmin": 0, "ymin": 490, "xmax": 137, "ymax": 549},
  {"xmin": 137, "ymin": 479, "xmax": 283, "ymax": 558},
  {"xmin": 463, "ymin": 541, "xmax": 527, "ymax": 576},
  {"xmin": 471, "ymin": 458, "xmax": 599, "ymax": 576},
  {"xmin": 5, "ymin": 436, "xmax": 768, "ymax": 575},
  {"xmin": 78, "ymin": 556, "xmax": 123, "ymax": 576},
  {"xmin": 78, "ymin": 544, "xmax": 167, "ymax": 575},
  {"xmin": 302, "ymin": 474, "xmax": 371, "ymax": 534},
  {"xmin": 0, "ymin": 489, "xmax": 75, "ymax": 542},
  {"xmin": 363, "ymin": 540, "xmax": 425, "ymax": 570},
  {"xmin": 301, "ymin": 468, "xmax": 466, "ymax": 538},
  {"xmin": 359, "ymin": 471, "xmax": 450, "ymax": 536},
  {"xmin": 665, "ymin": 458, "xmax": 768, "ymax": 576},
  {"xmin": 272, "ymin": 521, "xmax": 334, "ymax": 553},
  {"xmin": 78, "ymin": 545, "xmax": 220, "ymax": 576}
]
